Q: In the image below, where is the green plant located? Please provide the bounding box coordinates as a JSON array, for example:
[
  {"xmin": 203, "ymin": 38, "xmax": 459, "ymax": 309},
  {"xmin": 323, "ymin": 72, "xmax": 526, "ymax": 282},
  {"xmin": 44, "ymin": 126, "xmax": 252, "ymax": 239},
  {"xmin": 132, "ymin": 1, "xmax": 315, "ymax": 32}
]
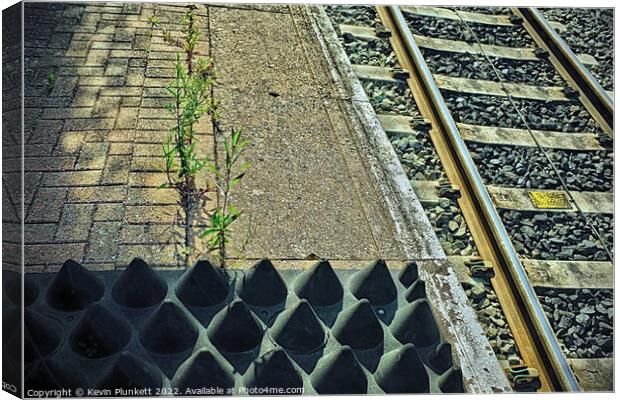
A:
[
  {"xmin": 148, "ymin": 15, "xmax": 160, "ymax": 37},
  {"xmin": 46, "ymin": 71, "xmax": 56, "ymax": 91},
  {"xmin": 160, "ymin": 4, "xmax": 250, "ymax": 268},
  {"xmin": 148, "ymin": 15, "xmax": 160, "ymax": 26},
  {"xmin": 162, "ymin": 29, "xmax": 175, "ymax": 46},
  {"xmin": 200, "ymin": 127, "xmax": 250, "ymax": 268},
  {"xmin": 182, "ymin": 4, "xmax": 200, "ymax": 74},
  {"xmin": 162, "ymin": 53, "xmax": 217, "ymax": 265},
  {"xmin": 150, "ymin": 6, "xmax": 200, "ymax": 70}
]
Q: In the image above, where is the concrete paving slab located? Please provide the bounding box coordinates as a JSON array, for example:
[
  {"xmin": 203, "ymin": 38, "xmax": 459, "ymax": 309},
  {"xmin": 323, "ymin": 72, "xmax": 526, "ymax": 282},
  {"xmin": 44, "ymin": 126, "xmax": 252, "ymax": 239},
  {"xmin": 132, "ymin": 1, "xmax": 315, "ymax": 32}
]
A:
[
  {"xmin": 569, "ymin": 358, "xmax": 613, "ymax": 392},
  {"xmin": 210, "ymin": 3, "xmax": 305, "ymax": 15},
  {"xmin": 209, "ymin": 6, "xmax": 335, "ymax": 99},
  {"xmin": 211, "ymin": 5, "xmax": 445, "ymax": 261},
  {"xmin": 215, "ymin": 88, "xmax": 406, "ymax": 260}
]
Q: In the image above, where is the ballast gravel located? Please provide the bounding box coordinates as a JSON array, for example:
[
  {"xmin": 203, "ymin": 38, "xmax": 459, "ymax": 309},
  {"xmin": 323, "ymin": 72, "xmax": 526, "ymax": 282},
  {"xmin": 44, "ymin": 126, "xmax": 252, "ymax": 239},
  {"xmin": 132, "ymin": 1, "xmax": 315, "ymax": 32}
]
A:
[
  {"xmin": 588, "ymin": 213, "xmax": 614, "ymax": 257},
  {"xmin": 405, "ymin": 13, "xmax": 535, "ymax": 48},
  {"xmin": 443, "ymin": 92, "xmax": 602, "ymax": 133},
  {"xmin": 363, "ymin": 81, "xmax": 423, "ymax": 118},
  {"xmin": 453, "ymin": 7, "xmax": 512, "ymax": 16},
  {"xmin": 422, "ymin": 48, "xmax": 565, "ymax": 87},
  {"xmin": 538, "ymin": 288, "xmax": 613, "ymax": 358},
  {"xmin": 501, "ymin": 210, "xmax": 613, "ymax": 261},
  {"xmin": 540, "ymin": 8, "xmax": 613, "ymax": 91},
  {"xmin": 425, "ymin": 196, "xmax": 478, "ymax": 257},
  {"xmin": 463, "ymin": 282, "xmax": 519, "ymax": 360},
  {"xmin": 325, "ymin": 5, "xmax": 382, "ymax": 28},
  {"xmin": 469, "ymin": 144, "xmax": 613, "ymax": 192},
  {"xmin": 391, "ymin": 133, "xmax": 446, "ymax": 181},
  {"xmin": 340, "ymin": 36, "xmax": 399, "ymax": 68}
]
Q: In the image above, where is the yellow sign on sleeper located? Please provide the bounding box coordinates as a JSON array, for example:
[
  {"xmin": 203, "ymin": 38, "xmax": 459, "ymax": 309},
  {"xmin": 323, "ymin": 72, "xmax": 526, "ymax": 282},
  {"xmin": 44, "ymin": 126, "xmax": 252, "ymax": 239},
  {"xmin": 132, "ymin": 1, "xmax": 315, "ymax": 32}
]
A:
[{"xmin": 528, "ymin": 191, "xmax": 571, "ymax": 209}]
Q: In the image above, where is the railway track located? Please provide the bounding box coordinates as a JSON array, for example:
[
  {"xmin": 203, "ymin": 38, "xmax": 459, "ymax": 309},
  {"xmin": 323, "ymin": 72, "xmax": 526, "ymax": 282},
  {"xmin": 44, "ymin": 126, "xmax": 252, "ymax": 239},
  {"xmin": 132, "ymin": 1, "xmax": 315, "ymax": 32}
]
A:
[{"xmin": 326, "ymin": 5, "xmax": 613, "ymax": 392}]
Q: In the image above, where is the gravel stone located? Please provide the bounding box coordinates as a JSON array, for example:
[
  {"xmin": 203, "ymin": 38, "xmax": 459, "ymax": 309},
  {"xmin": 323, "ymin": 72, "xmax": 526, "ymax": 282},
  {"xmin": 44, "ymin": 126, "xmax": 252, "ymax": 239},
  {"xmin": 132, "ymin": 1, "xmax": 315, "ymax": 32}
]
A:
[
  {"xmin": 390, "ymin": 132, "xmax": 446, "ymax": 181},
  {"xmin": 405, "ymin": 13, "xmax": 536, "ymax": 48},
  {"xmin": 325, "ymin": 5, "xmax": 382, "ymax": 28},
  {"xmin": 443, "ymin": 92, "xmax": 603, "ymax": 133},
  {"xmin": 340, "ymin": 36, "xmax": 399, "ymax": 68},
  {"xmin": 453, "ymin": 7, "xmax": 512, "ymax": 15},
  {"xmin": 426, "ymin": 195, "xmax": 478, "ymax": 256},
  {"xmin": 468, "ymin": 143, "xmax": 613, "ymax": 192},
  {"xmin": 363, "ymin": 81, "xmax": 424, "ymax": 119},
  {"xmin": 501, "ymin": 210, "xmax": 613, "ymax": 261},
  {"xmin": 588, "ymin": 214, "xmax": 614, "ymax": 256},
  {"xmin": 558, "ymin": 316, "xmax": 571, "ymax": 329},
  {"xmin": 464, "ymin": 281, "xmax": 521, "ymax": 360},
  {"xmin": 575, "ymin": 313, "xmax": 590, "ymax": 325},
  {"xmin": 537, "ymin": 288, "xmax": 613, "ymax": 358},
  {"xmin": 422, "ymin": 48, "xmax": 565, "ymax": 87}
]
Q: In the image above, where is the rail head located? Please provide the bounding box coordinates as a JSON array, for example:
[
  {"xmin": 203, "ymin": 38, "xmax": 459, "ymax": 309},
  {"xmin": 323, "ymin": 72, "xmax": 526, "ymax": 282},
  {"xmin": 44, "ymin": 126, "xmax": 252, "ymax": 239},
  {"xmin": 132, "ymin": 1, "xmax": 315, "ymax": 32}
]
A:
[{"xmin": 383, "ymin": 5, "xmax": 581, "ymax": 392}]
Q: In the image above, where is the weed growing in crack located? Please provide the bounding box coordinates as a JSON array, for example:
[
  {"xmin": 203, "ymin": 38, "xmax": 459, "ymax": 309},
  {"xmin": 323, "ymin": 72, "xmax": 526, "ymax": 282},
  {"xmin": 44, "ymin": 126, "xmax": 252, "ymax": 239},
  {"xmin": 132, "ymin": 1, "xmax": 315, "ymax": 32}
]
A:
[
  {"xmin": 201, "ymin": 127, "xmax": 250, "ymax": 268},
  {"xmin": 182, "ymin": 4, "xmax": 200, "ymax": 75},
  {"xmin": 163, "ymin": 29, "xmax": 175, "ymax": 46},
  {"xmin": 160, "ymin": 4, "xmax": 251, "ymax": 268},
  {"xmin": 162, "ymin": 53, "xmax": 217, "ymax": 265},
  {"xmin": 148, "ymin": 15, "xmax": 160, "ymax": 37},
  {"xmin": 149, "ymin": 13, "xmax": 176, "ymax": 46},
  {"xmin": 46, "ymin": 71, "xmax": 56, "ymax": 92}
]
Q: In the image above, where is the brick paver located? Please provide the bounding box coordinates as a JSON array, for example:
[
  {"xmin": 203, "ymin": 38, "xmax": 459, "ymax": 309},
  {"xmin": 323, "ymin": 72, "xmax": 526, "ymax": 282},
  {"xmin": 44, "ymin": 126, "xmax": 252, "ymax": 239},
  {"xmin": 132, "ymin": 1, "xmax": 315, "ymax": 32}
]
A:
[{"xmin": 21, "ymin": 2, "xmax": 213, "ymax": 270}]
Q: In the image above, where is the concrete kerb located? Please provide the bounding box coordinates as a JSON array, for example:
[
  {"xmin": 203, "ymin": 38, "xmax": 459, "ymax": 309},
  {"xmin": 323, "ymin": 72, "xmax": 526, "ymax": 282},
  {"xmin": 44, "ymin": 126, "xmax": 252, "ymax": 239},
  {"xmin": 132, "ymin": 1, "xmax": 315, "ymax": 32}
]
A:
[{"xmin": 307, "ymin": 6, "xmax": 443, "ymax": 261}]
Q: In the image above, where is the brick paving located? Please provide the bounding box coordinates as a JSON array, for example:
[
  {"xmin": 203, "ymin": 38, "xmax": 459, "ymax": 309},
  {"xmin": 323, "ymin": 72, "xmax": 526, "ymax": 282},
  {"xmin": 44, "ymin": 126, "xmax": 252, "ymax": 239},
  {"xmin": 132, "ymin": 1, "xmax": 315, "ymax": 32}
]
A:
[
  {"xmin": 17, "ymin": 2, "xmax": 212, "ymax": 270},
  {"xmin": 2, "ymin": 3, "xmax": 23, "ymax": 272}
]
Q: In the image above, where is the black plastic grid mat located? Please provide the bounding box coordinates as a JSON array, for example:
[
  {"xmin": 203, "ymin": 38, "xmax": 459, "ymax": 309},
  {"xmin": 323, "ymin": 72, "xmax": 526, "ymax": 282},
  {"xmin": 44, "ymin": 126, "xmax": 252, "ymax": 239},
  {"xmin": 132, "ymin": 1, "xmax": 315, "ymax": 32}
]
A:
[{"xmin": 4, "ymin": 258, "xmax": 464, "ymax": 395}]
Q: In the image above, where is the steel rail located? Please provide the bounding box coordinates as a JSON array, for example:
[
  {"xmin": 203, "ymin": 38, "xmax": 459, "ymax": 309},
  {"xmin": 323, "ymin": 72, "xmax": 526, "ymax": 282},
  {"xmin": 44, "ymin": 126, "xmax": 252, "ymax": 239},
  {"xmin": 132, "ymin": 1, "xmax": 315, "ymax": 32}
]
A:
[
  {"xmin": 514, "ymin": 7, "xmax": 613, "ymax": 136},
  {"xmin": 376, "ymin": 6, "xmax": 580, "ymax": 392}
]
